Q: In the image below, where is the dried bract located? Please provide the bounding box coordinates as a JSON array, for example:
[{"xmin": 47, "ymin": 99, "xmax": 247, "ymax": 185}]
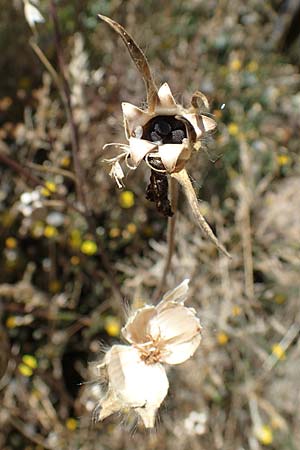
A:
[{"xmin": 93, "ymin": 279, "xmax": 202, "ymax": 428}]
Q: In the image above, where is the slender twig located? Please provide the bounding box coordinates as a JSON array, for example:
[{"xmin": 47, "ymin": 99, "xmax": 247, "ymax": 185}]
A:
[
  {"xmin": 0, "ymin": 151, "xmax": 42, "ymax": 187},
  {"xmin": 7, "ymin": 413, "xmax": 52, "ymax": 450},
  {"xmin": 49, "ymin": 0, "xmax": 86, "ymax": 207},
  {"xmin": 26, "ymin": 162, "xmax": 76, "ymax": 182},
  {"xmin": 153, "ymin": 178, "xmax": 178, "ymax": 302},
  {"xmin": 171, "ymin": 168, "xmax": 231, "ymax": 258}
]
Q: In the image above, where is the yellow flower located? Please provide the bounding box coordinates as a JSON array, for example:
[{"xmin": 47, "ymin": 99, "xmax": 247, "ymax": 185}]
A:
[
  {"xmin": 81, "ymin": 240, "xmax": 98, "ymax": 255},
  {"xmin": 127, "ymin": 223, "xmax": 137, "ymax": 234},
  {"xmin": 255, "ymin": 424, "xmax": 273, "ymax": 445},
  {"xmin": 70, "ymin": 255, "xmax": 80, "ymax": 266},
  {"xmin": 217, "ymin": 332, "xmax": 229, "ymax": 345},
  {"xmin": 18, "ymin": 363, "xmax": 33, "ymax": 377},
  {"xmin": 44, "ymin": 225, "xmax": 58, "ymax": 239},
  {"xmin": 6, "ymin": 316, "xmax": 17, "ymax": 329},
  {"xmin": 66, "ymin": 418, "xmax": 78, "ymax": 431},
  {"xmin": 104, "ymin": 316, "xmax": 121, "ymax": 337},
  {"xmin": 5, "ymin": 237, "xmax": 17, "ymax": 249},
  {"xmin": 22, "ymin": 354, "xmax": 38, "ymax": 369},
  {"xmin": 232, "ymin": 305, "xmax": 242, "ymax": 317},
  {"xmin": 69, "ymin": 229, "xmax": 82, "ymax": 249},
  {"xmin": 41, "ymin": 181, "xmax": 57, "ymax": 197},
  {"xmin": 109, "ymin": 227, "xmax": 121, "ymax": 238},
  {"xmin": 49, "ymin": 280, "xmax": 62, "ymax": 293},
  {"xmin": 228, "ymin": 123, "xmax": 239, "ymax": 137},
  {"xmin": 229, "ymin": 59, "xmax": 242, "ymax": 71},
  {"xmin": 119, "ymin": 191, "xmax": 135, "ymax": 209},
  {"xmin": 277, "ymin": 154, "xmax": 290, "ymax": 166},
  {"xmin": 247, "ymin": 61, "xmax": 258, "ymax": 72},
  {"xmin": 272, "ymin": 343, "xmax": 286, "ymax": 360}
]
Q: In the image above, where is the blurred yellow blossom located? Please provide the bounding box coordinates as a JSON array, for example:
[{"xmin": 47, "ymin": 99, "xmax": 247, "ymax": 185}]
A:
[
  {"xmin": 273, "ymin": 293, "xmax": 286, "ymax": 304},
  {"xmin": 41, "ymin": 181, "xmax": 57, "ymax": 197},
  {"xmin": 217, "ymin": 332, "xmax": 229, "ymax": 345},
  {"xmin": 247, "ymin": 61, "xmax": 258, "ymax": 72},
  {"xmin": 109, "ymin": 227, "xmax": 121, "ymax": 238},
  {"xmin": 66, "ymin": 418, "xmax": 78, "ymax": 431},
  {"xmin": 119, "ymin": 190, "xmax": 135, "ymax": 208},
  {"xmin": 255, "ymin": 424, "xmax": 273, "ymax": 445},
  {"xmin": 6, "ymin": 316, "xmax": 17, "ymax": 329},
  {"xmin": 228, "ymin": 123, "xmax": 239, "ymax": 136},
  {"xmin": 70, "ymin": 255, "xmax": 80, "ymax": 266},
  {"xmin": 232, "ymin": 305, "xmax": 242, "ymax": 317},
  {"xmin": 229, "ymin": 59, "xmax": 242, "ymax": 71},
  {"xmin": 81, "ymin": 240, "xmax": 98, "ymax": 255},
  {"xmin": 18, "ymin": 363, "xmax": 33, "ymax": 377},
  {"xmin": 22, "ymin": 354, "xmax": 38, "ymax": 370},
  {"xmin": 44, "ymin": 225, "xmax": 58, "ymax": 239},
  {"xmin": 69, "ymin": 229, "xmax": 82, "ymax": 249},
  {"xmin": 104, "ymin": 316, "xmax": 121, "ymax": 337},
  {"xmin": 277, "ymin": 154, "xmax": 291, "ymax": 166},
  {"xmin": 272, "ymin": 343, "xmax": 286, "ymax": 360},
  {"xmin": 127, "ymin": 223, "xmax": 137, "ymax": 234},
  {"xmin": 60, "ymin": 156, "xmax": 71, "ymax": 168},
  {"xmin": 5, "ymin": 237, "xmax": 17, "ymax": 249},
  {"xmin": 49, "ymin": 280, "xmax": 62, "ymax": 293}
]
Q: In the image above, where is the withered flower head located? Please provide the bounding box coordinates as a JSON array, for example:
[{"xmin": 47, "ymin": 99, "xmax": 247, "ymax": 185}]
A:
[
  {"xmin": 94, "ymin": 279, "xmax": 202, "ymax": 428},
  {"xmin": 99, "ymin": 15, "xmax": 230, "ymax": 258}
]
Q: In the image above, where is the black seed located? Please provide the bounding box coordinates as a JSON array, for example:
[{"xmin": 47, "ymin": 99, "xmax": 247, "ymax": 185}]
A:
[
  {"xmin": 150, "ymin": 131, "xmax": 162, "ymax": 142},
  {"xmin": 154, "ymin": 121, "xmax": 172, "ymax": 136},
  {"xmin": 171, "ymin": 129, "xmax": 185, "ymax": 143}
]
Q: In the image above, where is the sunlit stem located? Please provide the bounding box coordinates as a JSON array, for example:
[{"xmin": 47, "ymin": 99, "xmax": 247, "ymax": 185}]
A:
[
  {"xmin": 153, "ymin": 178, "xmax": 178, "ymax": 302},
  {"xmin": 171, "ymin": 168, "xmax": 231, "ymax": 258}
]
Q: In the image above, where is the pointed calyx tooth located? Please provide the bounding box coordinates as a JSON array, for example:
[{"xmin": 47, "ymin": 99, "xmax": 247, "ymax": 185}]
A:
[
  {"xmin": 191, "ymin": 91, "xmax": 210, "ymax": 111},
  {"xmin": 98, "ymin": 15, "xmax": 159, "ymax": 112},
  {"xmin": 157, "ymin": 83, "xmax": 178, "ymax": 109},
  {"xmin": 122, "ymin": 102, "xmax": 150, "ymax": 136}
]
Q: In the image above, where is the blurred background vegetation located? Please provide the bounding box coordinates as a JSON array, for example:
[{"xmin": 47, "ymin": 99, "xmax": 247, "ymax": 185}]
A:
[{"xmin": 0, "ymin": 1, "xmax": 300, "ymax": 449}]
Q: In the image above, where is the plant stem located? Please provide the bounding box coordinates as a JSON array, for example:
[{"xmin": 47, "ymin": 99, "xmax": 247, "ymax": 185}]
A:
[
  {"xmin": 171, "ymin": 168, "xmax": 231, "ymax": 258},
  {"xmin": 153, "ymin": 178, "xmax": 178, "ymax": 302}
]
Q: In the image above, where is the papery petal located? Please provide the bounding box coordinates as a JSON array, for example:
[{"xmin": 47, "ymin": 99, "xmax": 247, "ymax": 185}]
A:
[
  {"xmin": 183, "ymin": 113, "xmax": 217, "ymax": 139},
  {"xmin": 158, "ymin": 279, "xmax": 190, "ymax": 309},
  {"xmin": 149, "ymin": 304, "xmax": 202, "ymax": 364},
  {"xmin": 157, "ymin": 83, "xmax": 177, "ymax": 109},
  {"xmin": 105, "ymin": 345, "xmax": 169, "ymax": 426},
  {"xmin": 122, "ymin": 102, "xmax": 151, "ymax": 137},
  {"xmin": 122, "ymin": 306, "xmax": 157, "ymax": 344},
  {"xmin": 162, "ymin": 333, "xmax": 202, "ymax": 365},
  {"xmin": 24, "ymin": 2, "xmax": 45, "ymax": 28},
  {"xmin": 158, "ymin": 143, "xmax": 188, "ymax": 173},
  {"xmin": 129, "ymin": 137, "xmax": 157, "ymax": 166}
]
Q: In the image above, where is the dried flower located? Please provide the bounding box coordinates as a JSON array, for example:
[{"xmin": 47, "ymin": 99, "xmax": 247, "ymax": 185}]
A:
[
  {"xmin": 99, "ymin": 15, "xmax": 230, "ymax": 257},
  {"xmin": 93, "ymin": 279, "xmax": 202, "ymax": 428},
  {"xmin": 23, "ymin": 0, "xmax": 45, "ymax": 30}
]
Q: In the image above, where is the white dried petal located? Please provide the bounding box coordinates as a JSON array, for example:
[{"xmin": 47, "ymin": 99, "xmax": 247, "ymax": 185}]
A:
[
  {"xmin": 122, "ymin": 306, "xmax": 156, "ymax": 344},
  {"xmin": 159, "ymin": 278, "xmax": 190, "ymax": 307},
  {"xmin": 158, "ymin": 143, "xmax": 189, "ymax": 173},
  {"xmin": 24, "ymin": 0, "xmax": 45, "ymax": 28},
  {"xmin": 108, "ymin": 161, "xmax": 125, "ymax": 188},
  {"xmin": 128, "ymin": 137, "xmax": 157, "ymax": 166},
  {"xmin": 100, "ymin": 345, "xmax": 169, "ymax": 427},
  {"xmin": 122, "ymin": 102, "xmax": 150, "ymax": 137}
]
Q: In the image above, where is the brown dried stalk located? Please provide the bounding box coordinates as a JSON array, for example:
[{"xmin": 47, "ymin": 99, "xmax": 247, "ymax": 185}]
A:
[
  {"xmin": 171, "ymin": 168, "xmax": 231, "ymax": 258},
  {"xmin": 98, "ymin": 14, "xmax": 159, "ymax": 112}
]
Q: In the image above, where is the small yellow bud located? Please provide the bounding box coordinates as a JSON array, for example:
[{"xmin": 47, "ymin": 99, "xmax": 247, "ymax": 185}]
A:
[
  {"xmin": 81, "ymin": 240, "xmax": 98, "ymax": 255},
  {"xmin": 229, "ymin": 59, "xmax": 242, "ymax": 71},
  {"xmin": 217, "ymin": 332, "xmax": 229, "ymax": 345},
  {"xmin": 49, "ymin": 280, "xmax": 61, "ymax": 294},
  {"xmin": 41, "ymin": 181, "xmax": 57, "ymax": 197},
  {"xmin": 66, "ymin": 418, "xmax": 78, "ymax": 431},
  {"xmin": 232, "ymin": 305, "xmax": 242, "ymax": 317},
  {"xmin": 5, "ymin": 237, "xmax": 17, "ymax": 249},
  {"xmin": 70, "ymin": 255, "xmax": 80, "ymax": 266},
  {"xmin": 22, "ymin": 354, "xmax": 38, "ymax": 369},
  {"xmin": 6, "ymin": 316, "xmax": 17, "ymax": 328},
  {"xmin": 119, "ymin": 190, "xmax": 135, "ymax": 208},
  {"xmin": 127, "ymin": 223, "xmax": 137, "ymax": 234},
  {"xmin": 60, "ymin": 156, "xmax": 71, "ymax": 168},
  {"xmin": 247, "ymin": 61, "xmax": 258, "ymax": 72},
  {"xmin": 109, "ymin": 227, "xmax": 121, "ymax": 238},
  {"xmin": 18, "ymin": 363, "xmax": 33, "ymax": 377},
  {"xmin": 44, "ymin": 225, "xmax": 58, "ymax": 239},
  {"xmin": 104, "ymin": 316, "xmax": 121, "ymax": 337},
  {"xmin": 271, "ymin": 344, "xmax": 286, "ymax": 360},
  {"xmin": 228, "ymin": 123, "xmax": 239, "ymax": 137},
  {"xmin": 277, "ymin": 154, "xmax": 290, "ymax": 166},
  {"xmin": 69, "ymin": 229, "xmax": 82, "ymax": 249},
  {"xmin": 255, "ymin": 424, "xmax": 273, "ymax": 445}
]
